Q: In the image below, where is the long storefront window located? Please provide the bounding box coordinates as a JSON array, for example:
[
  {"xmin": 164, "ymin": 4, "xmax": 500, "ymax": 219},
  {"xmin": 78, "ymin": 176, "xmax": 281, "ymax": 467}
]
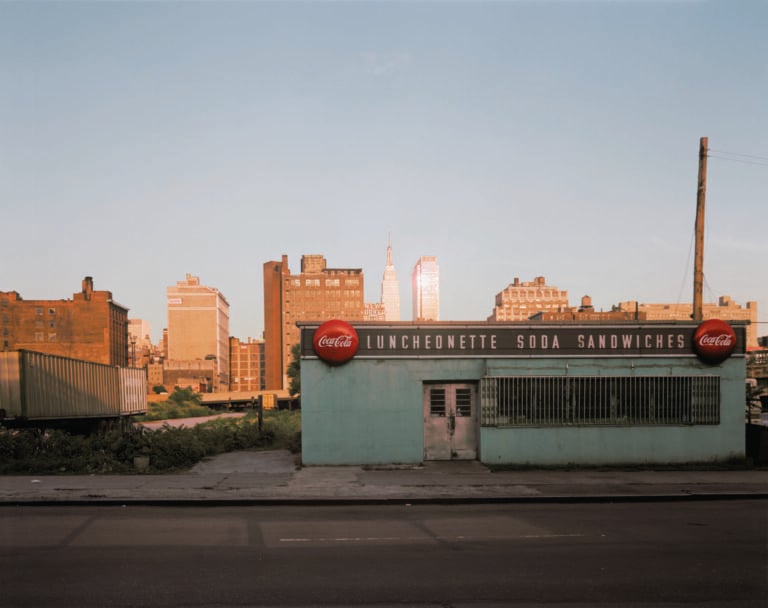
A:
[{"xmin": 480, "ymin": 376, "xmax": 720, "ymax": 427}]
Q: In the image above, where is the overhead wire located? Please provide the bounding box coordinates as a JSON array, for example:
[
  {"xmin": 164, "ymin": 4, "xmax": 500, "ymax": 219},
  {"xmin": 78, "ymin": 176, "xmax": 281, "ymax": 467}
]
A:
[
  {"xmin": 699, "ymin": 147, "xmax": 768, "ymax": 324},
  {"xmin": 707, "ymin": 149, "xmax": 768, "ymax": 167}
]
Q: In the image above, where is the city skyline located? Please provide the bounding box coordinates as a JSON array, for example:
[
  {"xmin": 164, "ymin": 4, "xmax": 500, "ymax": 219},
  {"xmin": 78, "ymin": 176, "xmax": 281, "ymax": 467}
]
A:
[
  {"xmin": 2, "ymin": 245, "xmax": 762, "ymax": 346},
  {"xmin": 3, "ymin": 2, "xmax": 766, "ymax": 342}
]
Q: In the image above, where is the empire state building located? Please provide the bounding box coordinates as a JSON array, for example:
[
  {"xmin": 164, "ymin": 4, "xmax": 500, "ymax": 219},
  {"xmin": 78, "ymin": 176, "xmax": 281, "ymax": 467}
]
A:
[{"xmin": 380, "ymin": 238, "xmax": 401, "ymax": 321}]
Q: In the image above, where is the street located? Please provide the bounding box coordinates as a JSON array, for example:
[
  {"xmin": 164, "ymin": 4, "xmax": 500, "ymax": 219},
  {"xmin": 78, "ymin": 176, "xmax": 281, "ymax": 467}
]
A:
[{"xmin": 0, "ymin": 501, "xmax": 765, "ymax": 607}]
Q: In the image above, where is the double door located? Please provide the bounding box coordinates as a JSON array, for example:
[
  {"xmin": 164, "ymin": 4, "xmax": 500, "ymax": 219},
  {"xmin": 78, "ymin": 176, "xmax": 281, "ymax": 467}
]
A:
[{"xmin": 423, "ymin": 383, "xmax": 477, "ymax": 460}]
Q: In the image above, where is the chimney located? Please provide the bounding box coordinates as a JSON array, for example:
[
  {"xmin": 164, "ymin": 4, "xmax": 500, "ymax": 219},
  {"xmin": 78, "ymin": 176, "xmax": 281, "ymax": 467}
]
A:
[{"xmin": 82, "ymin": 276, "xmax": 94, "ymax": 300}]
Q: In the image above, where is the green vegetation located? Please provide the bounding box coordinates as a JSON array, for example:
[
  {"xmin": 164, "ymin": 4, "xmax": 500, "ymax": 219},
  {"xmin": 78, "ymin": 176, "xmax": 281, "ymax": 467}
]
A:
[
  {"xmin": 137, "ymin": 386, "xmax": 215, "ymax": 421},
  {"xmin": 0, "ymin": 410, "xmax": 301, "ymax": 475},
  {"xmin": 287, "ymin": 343, "xmax": 301, "ymax": 401}
]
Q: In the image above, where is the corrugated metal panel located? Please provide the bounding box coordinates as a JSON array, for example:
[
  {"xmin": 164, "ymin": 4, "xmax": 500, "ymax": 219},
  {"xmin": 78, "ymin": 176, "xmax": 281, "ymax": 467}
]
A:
[
  {"xmin": 0, "ymin": 351, "xmax": 23, "ymax": 418},
  {"xmin": 119, "ymin": 367, "xmax": 148, "ymax": 415},
  {"xmin": 0, "ymin": 350, "xmax": 148, "ymax": 421},
  {"xmin": 21, "ymin": 350, "xmax": 120, "ymax": 419}
]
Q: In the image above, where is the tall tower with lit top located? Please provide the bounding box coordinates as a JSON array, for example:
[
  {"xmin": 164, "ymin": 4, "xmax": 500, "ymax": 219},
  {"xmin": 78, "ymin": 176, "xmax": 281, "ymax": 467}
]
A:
[{"xmin": 412, "ymin": 256, "xmax": 439, "ymax": 321}]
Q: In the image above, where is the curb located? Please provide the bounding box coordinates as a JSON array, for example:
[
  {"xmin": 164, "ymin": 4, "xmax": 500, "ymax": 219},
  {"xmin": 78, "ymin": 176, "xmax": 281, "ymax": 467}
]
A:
[{"xmin": 3, "ymin": 492, "xmax": 767, "ymax": 508}]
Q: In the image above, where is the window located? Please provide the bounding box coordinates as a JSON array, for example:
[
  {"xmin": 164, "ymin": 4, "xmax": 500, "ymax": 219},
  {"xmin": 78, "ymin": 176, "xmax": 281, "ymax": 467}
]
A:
[
  {"xmin": 480, "ymin": 376, "xmax": 720, "ymax": 427},
  {"xmin": 48, "ymin": 333, "xmax": 56, "ymax": 342},
  {"xmin": 429, "ymin": 388, "xmax": 446, "ymax": 417},
  {"xmin": 48, "ymin": 308, "xmax": 56, "ymax": 315},
  {"xmin": 455, "ymin": 388, "xmax": 473, "ymax": 417},
  {"xmin": 34, "ymin": 332, "xmax": 44, "ymax": 341}
]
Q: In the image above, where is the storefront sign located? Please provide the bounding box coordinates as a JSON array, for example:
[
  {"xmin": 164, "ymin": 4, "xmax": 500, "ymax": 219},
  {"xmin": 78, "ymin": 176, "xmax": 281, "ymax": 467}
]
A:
[
  {"xmin": 301, "ymin": 322, "xmax": 746, "ymax": 360},
  {"xmin": 693, "ymin": 319, "xmax": 737, "ymax": 363},
  {"xmin": 312, "ymin": 319, "xmax": 359, "ymax": 364}
]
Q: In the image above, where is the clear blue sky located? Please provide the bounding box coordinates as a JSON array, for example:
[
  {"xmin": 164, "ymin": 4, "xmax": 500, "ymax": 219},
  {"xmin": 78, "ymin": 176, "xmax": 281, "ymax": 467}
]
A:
[{"xmin": 2, "ymin": 0, "xmax": 766, "ymax": 343}]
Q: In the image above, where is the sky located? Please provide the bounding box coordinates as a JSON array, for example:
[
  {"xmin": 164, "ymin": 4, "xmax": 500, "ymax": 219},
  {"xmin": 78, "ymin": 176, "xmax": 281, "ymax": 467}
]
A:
[{"xmin": 2, "ymin": 0, "xmax": 766, "ymax": 343}]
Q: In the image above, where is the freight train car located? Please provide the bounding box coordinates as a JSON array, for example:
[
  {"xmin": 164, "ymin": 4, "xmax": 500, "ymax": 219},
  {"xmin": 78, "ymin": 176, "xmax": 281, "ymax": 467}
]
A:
[{"xmin": 0, "ymin": 350, "xmax": 147, "ymax": 429}]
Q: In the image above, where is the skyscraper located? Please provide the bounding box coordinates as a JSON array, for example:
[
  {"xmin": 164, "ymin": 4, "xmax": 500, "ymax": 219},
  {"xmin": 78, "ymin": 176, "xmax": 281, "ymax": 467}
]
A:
[
  {"xmin": 166, "ymin": 274, "xmax": 230, "ymax": 391},
  {"xmin": 380, "ymin": 237, "xmax": 400, "ymax": 321},
  {"xmin": 263, "ymin": 255, "xmax": 365, "ymax": 390},
  {"xmin": 412, "ymin": 256, "xmax": 439, "ymax": 321}
]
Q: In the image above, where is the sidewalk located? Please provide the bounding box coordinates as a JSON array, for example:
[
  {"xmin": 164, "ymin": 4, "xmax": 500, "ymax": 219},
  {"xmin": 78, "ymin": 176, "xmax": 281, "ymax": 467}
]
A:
[{"xmin": 1, "ymin": 450, "xmax": 766, "ymax": 505}]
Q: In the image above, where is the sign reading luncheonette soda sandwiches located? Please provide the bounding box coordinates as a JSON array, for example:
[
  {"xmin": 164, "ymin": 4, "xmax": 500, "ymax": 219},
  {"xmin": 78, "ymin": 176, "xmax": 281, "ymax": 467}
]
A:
[
  {"xmin": 312, "ymin": 319, "xmax": 359, "ymax": 364},
  {"xmin": 300, "ymin": 321, "xmax": 746, "ymax": 360},
  {"xmin": 692, "ymin": 319, "xmax": 737, "ymax": 364}
]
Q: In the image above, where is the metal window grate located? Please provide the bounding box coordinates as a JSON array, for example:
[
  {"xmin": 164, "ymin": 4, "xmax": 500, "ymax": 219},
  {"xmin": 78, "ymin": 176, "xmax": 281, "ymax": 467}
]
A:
[
  {"xmin": 480, "ymin": 376, "xmax": 720, "ymax": 427},
  {"xmin": 455, "ymin": 388, "xmax": 472, "ymax": 417},
  {"xmin": 429, "ymin": 388, "xmax": 447, "ymax": 417}
]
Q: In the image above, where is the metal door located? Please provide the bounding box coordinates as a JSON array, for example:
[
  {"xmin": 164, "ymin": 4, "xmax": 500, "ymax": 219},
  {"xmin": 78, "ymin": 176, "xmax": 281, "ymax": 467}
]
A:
[{"xmin": 423, "ymin": 383, "xmax": 477, "ymax": 460}]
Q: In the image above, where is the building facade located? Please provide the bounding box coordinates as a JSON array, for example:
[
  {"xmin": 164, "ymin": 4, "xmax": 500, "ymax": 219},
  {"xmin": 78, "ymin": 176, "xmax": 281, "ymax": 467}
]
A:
[
  {"xmin": 162, "ymin": 359, "xmax": 217, "ymax": 393},
  {"xmin": 381, "ymin": 238, "xmax": 401, "ymax": 321},
  {"xmin": 614, "ymin": 296, "xmax": 759, "ymax": 348},
  {"xmin": 229, "ymin": 337, "xmax": 265, "ymax": 393},
  {"xmin": 166, "ymin": 274, "xmax": 230, "ymax": 391},
  {"xmin": 0, "ymin": 276, "xmax": 129, "ymax": 366},
  {"xmin": 300, "ymin": 320, "xmax": 747, "ymax": 466},
  {"xmin": 127, "ymin": 318, "xmax": 153, "ymax": 367},
  {"xmin": 363, "ymin": 302, "xmax": 386, "ymax": 321},
  {"xmin": 412, "ymin": 256, "xmax": 439, "ymax": 321},
  {"xmin": 263, "ymin": 255, "xmax": 365, "ymax": 390},
  {"xmin": 488, "ymin": 276, "xmax": 569, "ymax": 321}
]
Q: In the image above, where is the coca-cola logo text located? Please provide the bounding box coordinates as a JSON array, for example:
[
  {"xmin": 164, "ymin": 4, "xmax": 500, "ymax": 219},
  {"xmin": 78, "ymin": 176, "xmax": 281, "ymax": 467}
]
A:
[
  {"xmin": 697, "ymin": 334, "xmax": 734, "ymax": 347},
  {"xmin": 693, "ymin": 319, "xmax": 737, "ymax": 364},
  {"xmin": 317, "ymin": 335, "xmax": 355, "ymax": 348},
  {"xmin": 313, "ymin": 320, "xmax": 359, "ymax": 365}
]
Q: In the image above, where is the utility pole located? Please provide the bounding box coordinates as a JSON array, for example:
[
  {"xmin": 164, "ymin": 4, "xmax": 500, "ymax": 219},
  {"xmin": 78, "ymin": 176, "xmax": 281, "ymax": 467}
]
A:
[{"xmin": 693, "ymin": 136, "xmax": 708, "ymax": 321}]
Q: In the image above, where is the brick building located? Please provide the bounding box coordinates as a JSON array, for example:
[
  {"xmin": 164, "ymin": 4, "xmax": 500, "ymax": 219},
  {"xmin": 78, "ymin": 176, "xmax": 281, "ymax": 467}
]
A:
[
  {"xmin": 529, "ymin": 295, "xmax": 648, "ymax": 322},
  {"xmin": 0, "ymin": 276, "xmax": 129, "ymax": 366},
  {"xmin": 229, "ymin": 337, "xmax": 265, "ymax": 392},
  {"xmin": 614, "ymin": 296, "xmax": 759, "ymax": 348},
  {"xmin": 263, "ymin": 255, "xmax": 364, "ymax": 390},
  {"xmin": 488, "ymin": 276, "xmax": 569, "ymax": 321}
]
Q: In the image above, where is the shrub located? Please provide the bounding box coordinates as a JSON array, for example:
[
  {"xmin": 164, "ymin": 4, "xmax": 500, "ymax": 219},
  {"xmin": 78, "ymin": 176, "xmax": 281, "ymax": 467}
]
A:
[{"xmin": 0, "ymin": 410, "xmax": 302, "ymax": 474}]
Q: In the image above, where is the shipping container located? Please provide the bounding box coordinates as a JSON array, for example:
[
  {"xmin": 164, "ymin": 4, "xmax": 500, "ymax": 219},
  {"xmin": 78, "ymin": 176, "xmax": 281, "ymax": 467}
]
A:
[{"xmin": 0, "ymin": 350, "xmax": 147, "ymax": 423}]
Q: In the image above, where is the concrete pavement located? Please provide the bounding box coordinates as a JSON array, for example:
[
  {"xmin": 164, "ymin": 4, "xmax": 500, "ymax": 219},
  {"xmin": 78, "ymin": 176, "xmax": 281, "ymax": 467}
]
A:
[{"xmin": 1, "ymin": 449, "xmax": 766, "ymax": 505}]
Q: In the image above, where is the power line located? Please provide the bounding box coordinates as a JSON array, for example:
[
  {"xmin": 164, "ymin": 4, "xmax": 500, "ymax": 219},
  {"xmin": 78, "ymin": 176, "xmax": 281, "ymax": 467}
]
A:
[
  {"xmin": 707, "ymin": 149, "xmax": 768, "ymax": 167},
  {"xmin": 708, "ymin": 148, "xmax": 768, "ymax": 162}
]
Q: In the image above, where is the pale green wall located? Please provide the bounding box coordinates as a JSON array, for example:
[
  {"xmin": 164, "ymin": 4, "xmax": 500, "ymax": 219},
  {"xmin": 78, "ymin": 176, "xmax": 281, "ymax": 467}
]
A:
[{"xmin": 301, "ymin": 355, "xmax": 746, "ymax": 465}]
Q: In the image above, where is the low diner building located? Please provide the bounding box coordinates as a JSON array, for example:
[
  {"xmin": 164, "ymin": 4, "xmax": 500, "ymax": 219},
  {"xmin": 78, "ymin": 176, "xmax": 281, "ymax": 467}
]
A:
[{"xmin": 298, "ymin": 320, "xmax": 746, "ymax": 466}]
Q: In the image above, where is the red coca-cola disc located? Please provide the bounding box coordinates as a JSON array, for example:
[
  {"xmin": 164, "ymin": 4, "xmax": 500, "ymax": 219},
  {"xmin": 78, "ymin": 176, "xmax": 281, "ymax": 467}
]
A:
[
  {"xmin": 312, "ymin": 319, "xmax": 359, "ymax": 364},
  {"xmin": 693, "ymin": 319, "xmax": 737, "ymax": 363}
]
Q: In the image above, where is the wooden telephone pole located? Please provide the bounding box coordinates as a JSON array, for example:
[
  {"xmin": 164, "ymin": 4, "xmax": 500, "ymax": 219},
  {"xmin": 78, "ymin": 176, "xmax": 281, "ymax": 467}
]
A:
[{"xmin": 693, "ymin": 137, "xmax": 708, "ymax": 321}]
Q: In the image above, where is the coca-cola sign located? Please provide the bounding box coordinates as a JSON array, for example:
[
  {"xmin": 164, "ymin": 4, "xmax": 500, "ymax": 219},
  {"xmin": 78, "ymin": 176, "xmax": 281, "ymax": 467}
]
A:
[
  {"xmin": 313, "ymin": 319, "xmax": 359, "ymax": 365},
  {"xmin": 693, "ymin": 319, "xmax": 737, "ymax": 363}
]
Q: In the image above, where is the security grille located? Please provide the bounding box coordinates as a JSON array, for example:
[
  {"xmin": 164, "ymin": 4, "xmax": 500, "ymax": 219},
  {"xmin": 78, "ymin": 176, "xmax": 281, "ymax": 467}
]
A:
[{"xmin": 480, "ymin": 376, "xmax": 720, "ymax": 427}]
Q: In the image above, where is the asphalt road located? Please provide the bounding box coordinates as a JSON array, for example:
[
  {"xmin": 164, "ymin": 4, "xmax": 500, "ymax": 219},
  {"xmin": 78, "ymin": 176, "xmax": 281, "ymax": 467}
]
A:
[{"xmin": 1, "ymin": 501, "xmax": 765, "ymax": 607}]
